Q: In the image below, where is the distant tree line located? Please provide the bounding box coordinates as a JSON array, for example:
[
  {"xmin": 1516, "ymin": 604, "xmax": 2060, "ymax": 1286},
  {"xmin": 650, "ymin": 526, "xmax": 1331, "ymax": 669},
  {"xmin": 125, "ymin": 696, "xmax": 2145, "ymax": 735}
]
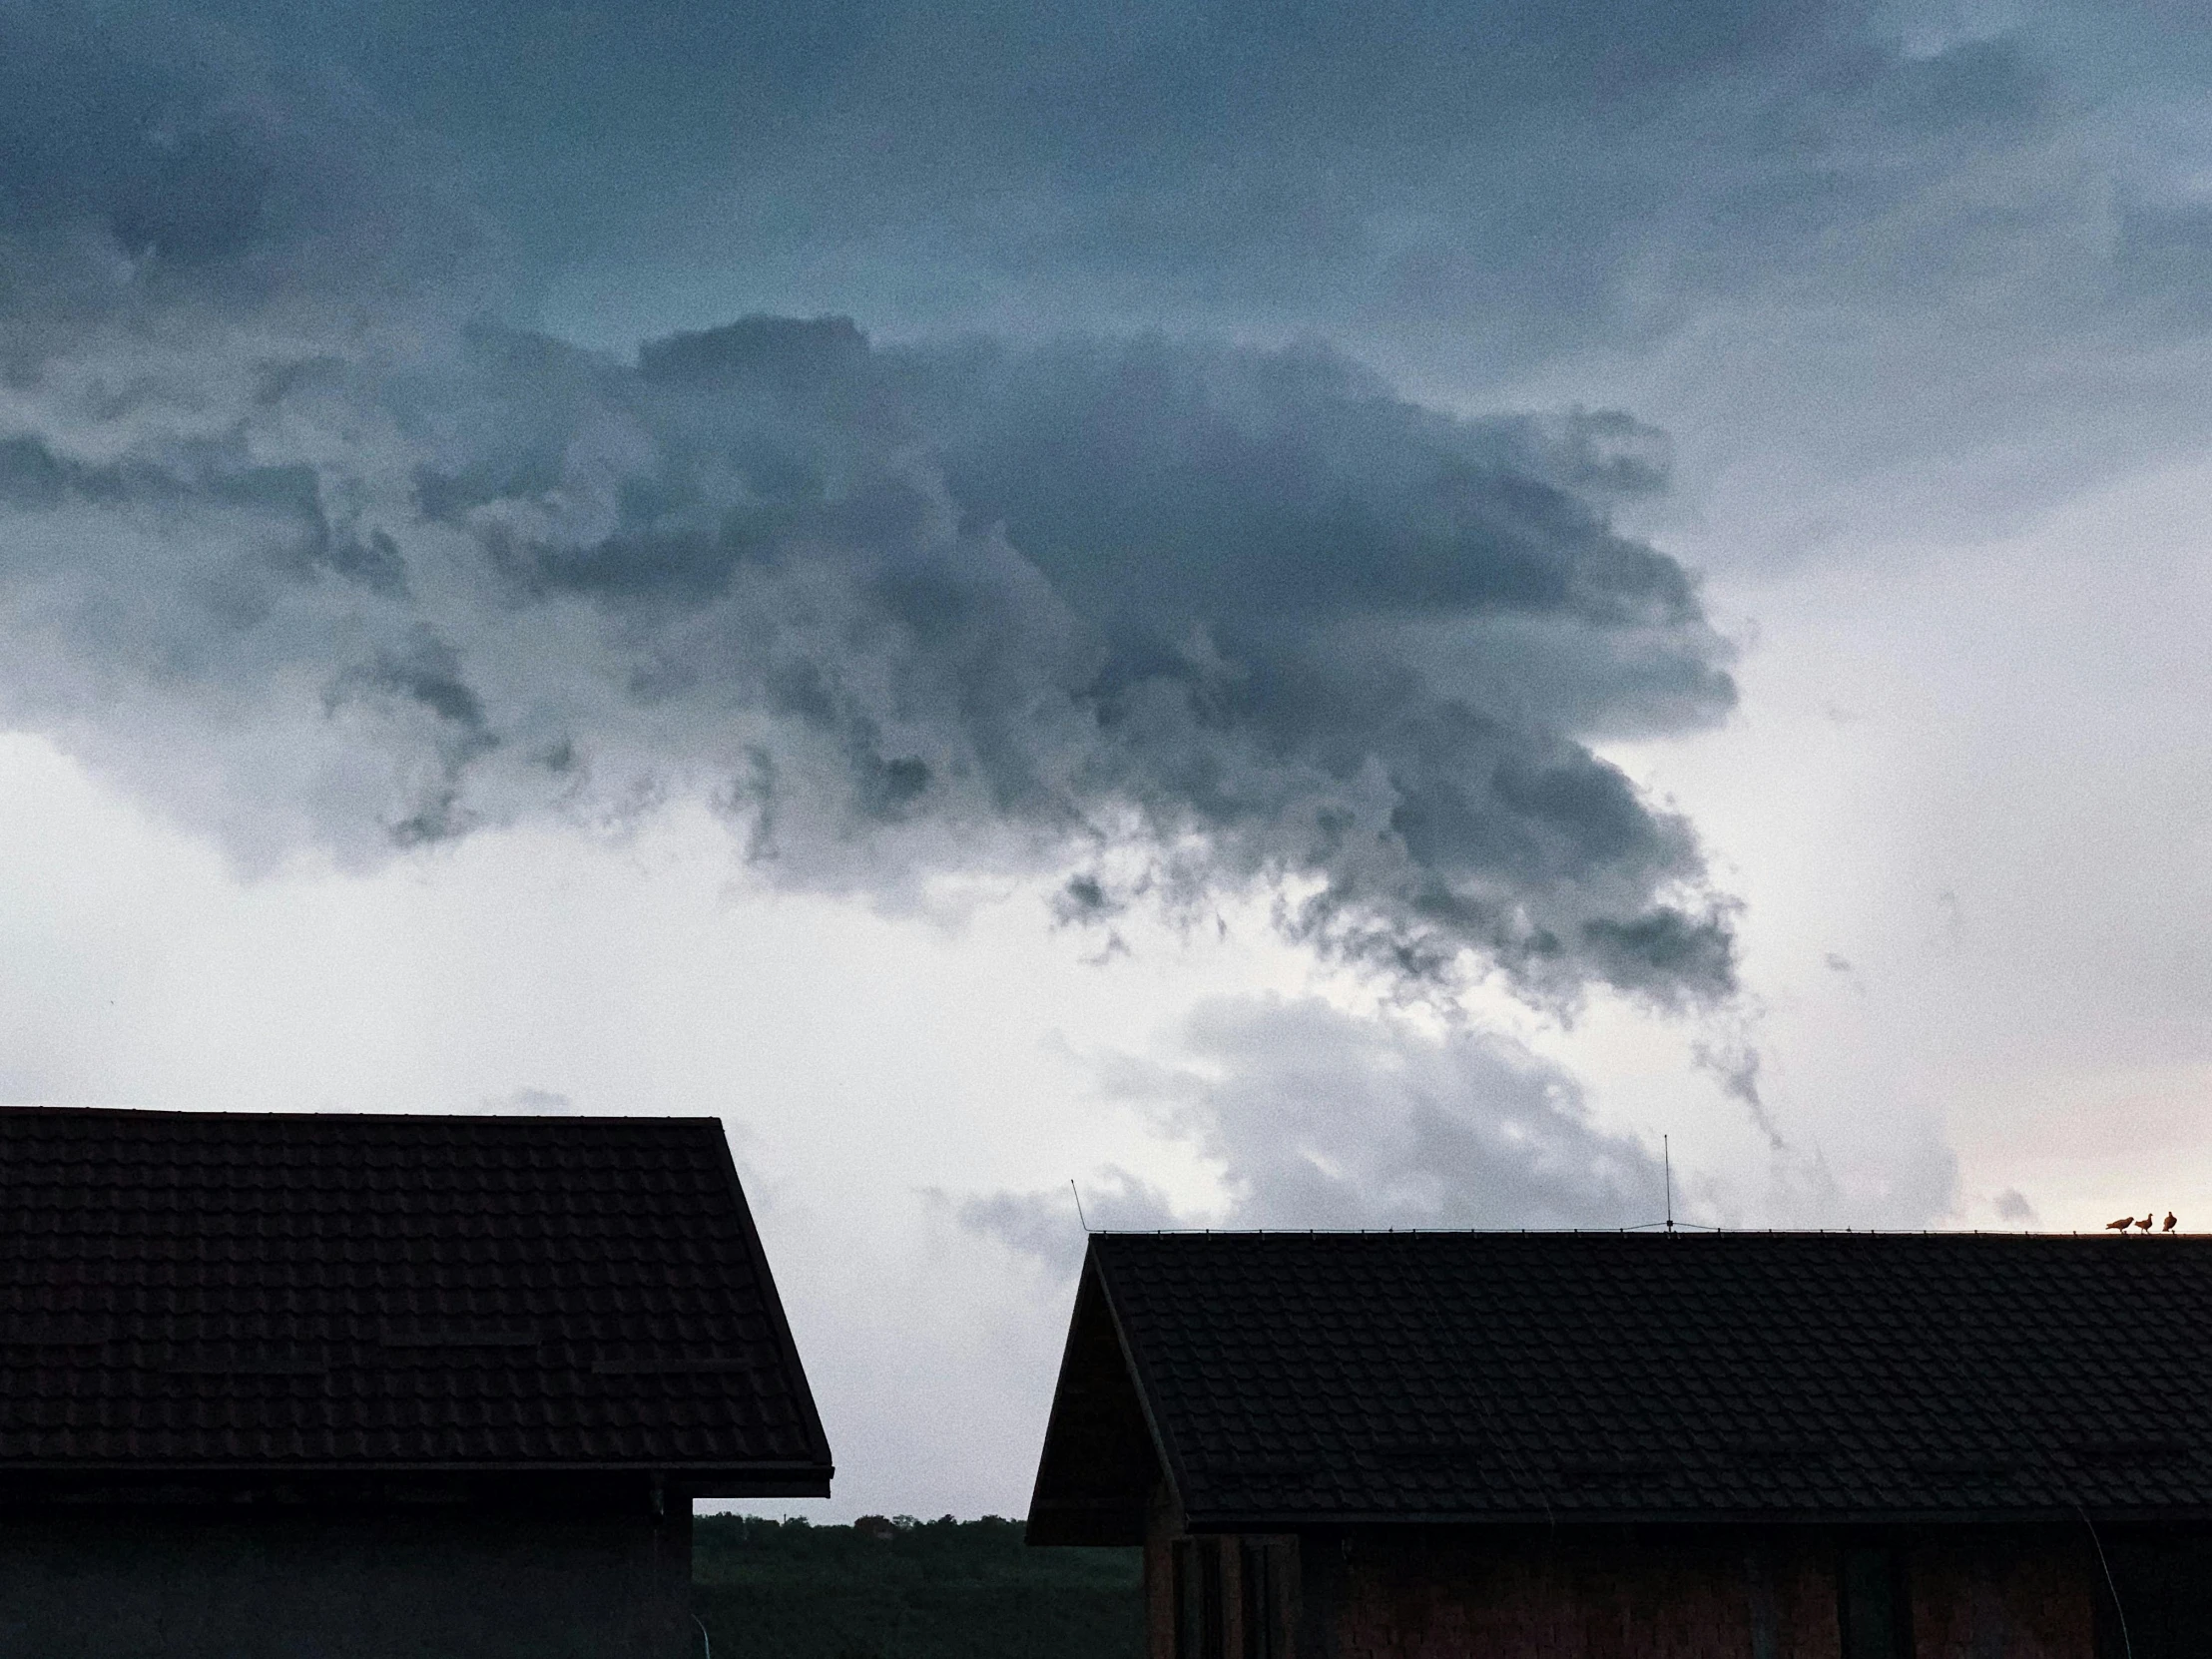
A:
[{"xmin": 693, "ymin": 1514, "xmax": 1142, "ymax": 1659}]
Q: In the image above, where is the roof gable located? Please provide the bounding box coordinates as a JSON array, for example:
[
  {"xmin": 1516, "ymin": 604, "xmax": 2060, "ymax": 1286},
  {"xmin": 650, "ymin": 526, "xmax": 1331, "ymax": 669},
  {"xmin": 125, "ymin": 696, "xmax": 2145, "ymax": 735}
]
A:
[
  {"xmin": 1026, "ymin": 1257, "xmax": 1169, "ymax": 1544},
  {"xmin": 0, "ymin": 1107, "xmax": 831, "ymax": 1493},
  {"xmin": 1030, "ymin": 1230, "xmax": 2212, "ymax": 1534}
]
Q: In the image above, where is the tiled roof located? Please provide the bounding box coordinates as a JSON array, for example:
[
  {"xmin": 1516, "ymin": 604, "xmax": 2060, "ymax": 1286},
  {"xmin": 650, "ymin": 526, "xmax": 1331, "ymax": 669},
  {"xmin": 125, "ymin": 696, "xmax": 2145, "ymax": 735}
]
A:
[
  {"xmin": 1047, "ymin": 1230, "xmax": 2212, "ymax": 1530},
  {"xmin": 0, "ymin": 1107, "xmax": 830, "ymax": 1490}
]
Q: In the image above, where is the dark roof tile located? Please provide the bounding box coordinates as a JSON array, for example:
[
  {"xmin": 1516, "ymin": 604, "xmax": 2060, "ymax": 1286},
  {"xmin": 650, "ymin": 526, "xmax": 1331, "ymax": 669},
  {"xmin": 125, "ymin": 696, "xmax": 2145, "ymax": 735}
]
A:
[
  {"xmin": 0, "ymin": 1107, "xmax": 830, "ymax": 1488},
  {"xmin": 1056, "ymin": 1230, "xmax": 2212, "ymax": 1526}
]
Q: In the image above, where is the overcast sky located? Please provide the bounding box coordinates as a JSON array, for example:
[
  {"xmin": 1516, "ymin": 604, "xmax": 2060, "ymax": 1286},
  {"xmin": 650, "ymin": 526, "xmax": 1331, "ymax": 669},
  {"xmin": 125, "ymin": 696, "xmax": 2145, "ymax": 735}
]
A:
[{"xmin": 7, "ymin": 0, "xmax": 2212, "ymax": 1518}]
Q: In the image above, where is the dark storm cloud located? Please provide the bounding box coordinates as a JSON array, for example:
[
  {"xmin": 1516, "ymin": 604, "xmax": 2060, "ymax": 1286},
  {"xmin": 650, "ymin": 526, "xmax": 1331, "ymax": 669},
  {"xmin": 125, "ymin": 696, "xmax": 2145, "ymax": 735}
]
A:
[
  {"xmin": 0, "ymin": 0, "xmax": 1740, "ymax": 1007},
  {"xmin": 56, "ymin": 0, "xmax": 2212, "ymax": 550},
  {"xmin": 0, "ymin": 0, "xmax": 481, "ymax": 320},
  {"xmin": 272, "ymin": 0, "xmax": 2212, "ymax": 555},
  {"xmin": 182, "ymin": 0, "xmax": 2134, "ymax": 383},
  {"xmin": 166, "ymin": 0, "xmax": 2058, "ymax": 350},
  {"xmin": 429, "ymin": 315, "xmax": 1739, "ymax": 998},
  {"xmin": 961, "ymin": 995, "xmax": 1667, "ymax": 1273}
]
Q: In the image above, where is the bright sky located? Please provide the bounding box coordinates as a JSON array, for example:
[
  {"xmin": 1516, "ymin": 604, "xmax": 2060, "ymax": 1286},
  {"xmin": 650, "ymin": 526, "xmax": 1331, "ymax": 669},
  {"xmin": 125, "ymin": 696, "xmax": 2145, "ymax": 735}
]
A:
[{"xmin": 7, "ymin": 0, "xmax": 2212, "ymax": 1517}]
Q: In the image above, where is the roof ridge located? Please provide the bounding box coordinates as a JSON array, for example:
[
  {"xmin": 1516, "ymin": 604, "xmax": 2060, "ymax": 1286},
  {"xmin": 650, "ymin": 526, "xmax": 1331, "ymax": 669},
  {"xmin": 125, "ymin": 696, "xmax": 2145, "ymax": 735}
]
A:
[
  {"xmin": 1089, "ymin": 1226, "xmax": 2189, "ymax": 1239},
  {"xmin": 0, "ymin": 1104, "xmax": 726, "ymax": 1126}
]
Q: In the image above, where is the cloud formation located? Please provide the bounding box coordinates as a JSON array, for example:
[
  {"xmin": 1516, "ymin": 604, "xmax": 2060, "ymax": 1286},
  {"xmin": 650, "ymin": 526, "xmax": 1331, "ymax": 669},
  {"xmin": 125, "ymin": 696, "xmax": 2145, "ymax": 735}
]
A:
[
  {"xmin": 0, "ymin": 3, "xmax": 1741, "ymax": 1007},
  {"xmin": 264, "ymin": 2, "xmax": 2190, "ymax": 336},
  {"xmin": 274, "ymin": 0, "xmax": 2212, "ymax": 553},
  {"xmin": 0, "ymin": 0, "xmax": 482, "ymax": 319},
  {"xmin": 53, "ymin": 0, "xmax": 2212, "ymax": 549},
  {"xmin": 234, "ymin": 0, "xmax": 2067, "ymax": 356},
  {"xmin": 961, "ymin": 994, "xmax": 1668, "ymax": 1273}
]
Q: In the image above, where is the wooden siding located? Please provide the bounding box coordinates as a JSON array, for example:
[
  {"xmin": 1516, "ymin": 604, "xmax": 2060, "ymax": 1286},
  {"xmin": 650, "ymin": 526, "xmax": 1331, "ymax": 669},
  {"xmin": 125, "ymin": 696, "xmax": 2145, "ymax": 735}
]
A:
[{"xmin": 1146, "ymin": 1526, "xmax": 2099, "ymax": 1659}]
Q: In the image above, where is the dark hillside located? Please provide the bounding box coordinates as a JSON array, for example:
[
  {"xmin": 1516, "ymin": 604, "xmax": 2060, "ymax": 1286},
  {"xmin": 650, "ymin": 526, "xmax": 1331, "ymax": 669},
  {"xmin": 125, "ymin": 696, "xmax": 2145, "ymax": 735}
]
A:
[{"xmin": 692, "ymin": 1515, "xmax": 1143, "ymax": 1659}]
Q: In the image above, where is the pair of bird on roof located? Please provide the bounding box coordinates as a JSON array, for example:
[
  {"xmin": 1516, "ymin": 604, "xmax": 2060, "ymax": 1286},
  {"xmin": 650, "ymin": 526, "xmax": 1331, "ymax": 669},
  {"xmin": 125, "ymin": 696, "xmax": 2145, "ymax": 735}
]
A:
[{"xmin": 2106, "ymin": 1212, "xmax": 2178, "ymax": 1233}]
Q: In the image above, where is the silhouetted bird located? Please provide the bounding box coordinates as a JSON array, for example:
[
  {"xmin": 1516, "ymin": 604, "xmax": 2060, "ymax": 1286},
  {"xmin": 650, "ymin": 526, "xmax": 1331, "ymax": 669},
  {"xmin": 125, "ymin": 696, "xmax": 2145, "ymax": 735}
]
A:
[
  {"xmin": 2166, "ymin": 1213, "xmax": 2179, "ymax": 1233},
  {"xmin": 2108, "ymin": 1216, "xmax": 2134, "ymax": 1232},
  {"xmin": 2137, "ymin": 1215, "xmax": 2155, "ymax": 1231}
]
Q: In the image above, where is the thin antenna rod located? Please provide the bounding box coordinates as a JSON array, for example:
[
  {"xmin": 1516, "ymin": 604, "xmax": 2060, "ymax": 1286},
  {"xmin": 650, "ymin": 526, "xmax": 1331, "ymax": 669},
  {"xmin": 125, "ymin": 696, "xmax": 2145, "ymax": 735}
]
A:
[
  {"xmin": 1624, "ymin": 1133, "xmax": 1715, "ymax": 1231},
  {"xmin": 1070, "ymin": 1179, "xmax": 1090, "ymax": 1233}
]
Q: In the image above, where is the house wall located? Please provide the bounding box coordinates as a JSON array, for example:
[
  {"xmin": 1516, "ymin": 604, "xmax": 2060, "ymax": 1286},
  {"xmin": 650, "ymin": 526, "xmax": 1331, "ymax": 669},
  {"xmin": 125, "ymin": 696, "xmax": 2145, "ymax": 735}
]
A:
[
  {"xmin": 1146, "ymin": 1507, "xmax": 1297, "ymax": 1659},
  {"xmin": 0, "ymin": 1498, "xmax": 694, "ymax": 1659},
  {"xmin": 1149, "ymin": 1525, "xmax": 2099, "ymax": 1659},
  {"xmin": 2064, "ymin": 1525, "xmax": 2212, "ymax": 1659},
  {"xmin": 1315, "ymin": 1527, "xmax": 1840, "ymax": 1659},
  {"xmin": 1905, "ymin": 1531, "xmax": 2100, "ymax": 1659},
  {"xmin": 1148, "ymin": 1500, "xmax": 1177, "ymax": 1658}
]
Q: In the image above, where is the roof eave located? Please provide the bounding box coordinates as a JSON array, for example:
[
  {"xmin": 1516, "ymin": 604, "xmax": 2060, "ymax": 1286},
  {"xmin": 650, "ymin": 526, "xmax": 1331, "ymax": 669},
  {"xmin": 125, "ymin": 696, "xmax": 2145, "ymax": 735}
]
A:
[
  {"xmin": 0, "ymin": 1459, "xmax": 835, "ymax": 1481},
  {"xmin": 680, "ymin": 1467, "xmax": 835, "ymax": 1499},
  {"xmin": 1180, "ymin": 1501, "xmax": 2212, "ymax": 1530},
  {"xmin": 1024, "ymin": 1242, "xmax": 1184, "ymax": 1545},
  {"xmin": 1086, "ymin": 1238, "xmax": 1191, "ymax": 1509},
  {"xmin": 706, "ymin": 1127, "xmax": 836, "ymax": 1478}
]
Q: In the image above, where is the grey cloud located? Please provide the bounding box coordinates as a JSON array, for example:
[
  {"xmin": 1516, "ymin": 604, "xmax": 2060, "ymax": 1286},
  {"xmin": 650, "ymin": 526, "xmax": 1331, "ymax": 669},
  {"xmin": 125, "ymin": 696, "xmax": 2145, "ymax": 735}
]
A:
[
  {"xmin": 0, "ymin": 1, "xmax": 484, "ymax": 323},
  {"xmin": 362, "ymin": 1, "xmax": 2034, "ymax": 329},
  {"xmin": 479, "ymin": 1087, "xmax": 579, "ymax": 1115},
  {"xmin": 257, "ymin": 0, "xmax": 2051, "ymax": 348},
  {"xmin": 319, "ymin": 0, "xmax": 2098, "ymax": 371},
  {"xmin": 953, "ymin": 1171, "xmax": 1179, "ymax": 1278},
  {"xmin": 1994, "ymin": 1187, "xmax": 2037, "ymax": 1225},
  {"xmin": 587, "ymin": 322, "xmax": 1736, "ymax": 996},
  {"xmin": 1691, "ymin": 1035, "xmax": 1786, "ymax": 1149},
  {"xmin": 955, "ymin": 996, "xmax": 1973, "ymax": 1258},
  {"xmin": 2, "ymin": 321, "xmax": 1742, "ymax": 997},
  {"xmin": 1146, "ymin": 996, "xmax": 1667, "ymax": 1230},
  {"xmin": 0, "ymin": 9, "xmax": 1740, "ymax": 1005},
  {"xmin": 69, "ymin": 0, "xmax": 2212, "ymax": 555},
  {"xmin": 961, "ymin": 994, "xmax": 1669, "ymax": 1271},
  {"xmin": 469, "ymin": 1, "xmax": 2212, "ymax": 551}
]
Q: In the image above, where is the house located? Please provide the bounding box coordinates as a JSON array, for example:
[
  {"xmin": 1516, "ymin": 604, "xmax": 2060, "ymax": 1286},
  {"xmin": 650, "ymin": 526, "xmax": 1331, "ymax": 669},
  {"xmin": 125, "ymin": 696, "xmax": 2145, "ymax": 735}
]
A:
[
  {"xmin": 1027, "ymin": 1230, "xmax": 2212, "ymax": 1659},
  {"xmin": 0, "ymin": 1105, "xmax": 830, "ymax": 1658}
]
